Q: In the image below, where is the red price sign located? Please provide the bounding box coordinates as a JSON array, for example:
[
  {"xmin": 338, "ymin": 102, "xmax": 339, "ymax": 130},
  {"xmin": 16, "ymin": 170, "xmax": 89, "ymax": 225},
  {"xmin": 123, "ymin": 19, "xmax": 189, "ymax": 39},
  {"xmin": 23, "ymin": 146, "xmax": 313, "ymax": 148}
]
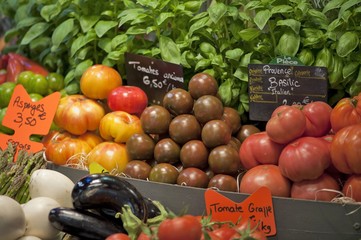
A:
[
  {"xmin": 205, "ymin": 187, "xmax": 276, "ymax": 236},
  {"xmin": 0, "ymin": 84, "xmax": 60, "ymax": 158}
]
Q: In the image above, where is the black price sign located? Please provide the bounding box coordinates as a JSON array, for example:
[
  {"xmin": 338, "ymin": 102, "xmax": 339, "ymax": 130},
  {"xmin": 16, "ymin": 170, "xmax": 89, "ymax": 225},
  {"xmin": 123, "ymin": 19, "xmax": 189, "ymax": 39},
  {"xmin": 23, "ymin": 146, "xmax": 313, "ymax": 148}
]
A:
[
  {"xmin": 125, "ymin": 52, "xmax": 185, "ymax": 105},
  {"xmin": 248, "ymin": 64, "xmax": 328, "ymax": 121}
]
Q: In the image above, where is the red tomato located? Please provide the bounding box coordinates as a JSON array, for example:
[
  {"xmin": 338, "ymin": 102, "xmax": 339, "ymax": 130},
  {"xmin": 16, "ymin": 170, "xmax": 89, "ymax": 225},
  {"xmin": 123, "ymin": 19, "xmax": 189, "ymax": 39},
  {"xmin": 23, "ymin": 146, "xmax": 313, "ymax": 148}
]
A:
[
  {"xmin": 211, "ymin": 224, "xmax": 237, "ymax": 240},
  {"xmin": 99, "ymin": 111, "xmax": 143, "ymax": 143},
  {"xmin": 106, "ymin": 233, "xmax": 130, "ymax": 240},
  {"xmin": 266, "ymin": 105, "xmax": 306, "ymax": 144},
  {"xmin": 201, "ymin": 230, "xmax": 222, "ymax": 240},
  {"xmin": 330, "ymin": 93, "xmax": 361, "ymax": 133},
  {"xmin": 80, "ymin": 64, "xmax": 122, "ymax": 100},
  {"xmin": 87, "ymin": 141, "xmax": 129, "ymax": 173},
  {"xmin": 54, "ymin": 94, "xmax": 105, "ymax": 135},
  {"xmin": 330, "ymin": 124, "xmax": 361, "ymax": 174},
  {"xmin": 342, "ymin": 174, "xmax": 361, "ymax": 202},
  {"xmin": 107, "ymin": 86, "xmax": 148, "ymax": 116},
  {"xmin": 45, "ymin": 137, "xmax": 92, "ymax": 166},
  {"xmin": 302, "ymin": 101, "xmax": 332, "ymax": 137},
  {"xmin": 157, "ymin": 215, "xmax": 202, "ymax": 240},
  {"xmin": 239, "ymin": 131, "xmax": 285, "ymax": 169},
  {"xmin": 137, "ymin": 232, "xmax": 152, "ymax": 240},
  {"xmin": 278, "ymin": 137, "xmax": 331, "ymax": 182},
  {"xmin": 291, "ymin": 173, "xmax": 340, "ymax": 201},
  {"xmin": 239, "ymin": 164, "xmax": 291, "ymax": 197},
  {"xmin": 233, "ymin": 220, "xmax": 267, "ymax": 240}
]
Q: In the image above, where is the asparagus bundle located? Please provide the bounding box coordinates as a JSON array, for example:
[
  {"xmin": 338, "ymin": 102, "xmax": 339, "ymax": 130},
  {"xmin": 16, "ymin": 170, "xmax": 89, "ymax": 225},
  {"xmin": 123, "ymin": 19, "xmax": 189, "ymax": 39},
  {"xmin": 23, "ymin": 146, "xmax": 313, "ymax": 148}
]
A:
[{"xmin": 0, "ymin": 143, "xmax": 47, "ymax": 203}]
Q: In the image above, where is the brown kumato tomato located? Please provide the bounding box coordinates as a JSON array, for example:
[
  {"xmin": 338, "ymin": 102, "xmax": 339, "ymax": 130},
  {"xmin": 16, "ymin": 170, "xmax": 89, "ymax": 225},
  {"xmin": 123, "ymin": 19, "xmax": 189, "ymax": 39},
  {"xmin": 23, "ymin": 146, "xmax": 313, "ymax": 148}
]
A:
[
  {"xmin": 236, "ymin": 124, "xmax": 261, "ymax": 143},
  {"xmin": 177, "ymin": 167, "xmax": 209, "ymax": 188},
  {"xmin": 140, "ymin": 105, "xmax": 172, "ymax": 134},
  {"xmin": 126, "ymin": 133, "xmax": 155, "ymax": 160},
  {"xmin": 180, "ymin": 140, "xmax": 209, "ymax": 169},
  {"xmin": 123, "ymin": 160, "xmax": 152, "ymax": 180},
  {"xmin": 149, "ymin": 163, "xmax": 179, "ymax": 184},
  {"xmin": 188, "ymin": 72, "xmax": 218, "ymax": 99},
  {"xmin": 208, "ymin": 174, "xmax": 238, "ymax": 192},
  {"xmin": 221, "ymin": 107, "xmax": 241, "ymax": 135},
  {"xmin": 208, "ymin": 145, "xmax": 241, "ymax": 175},
  {"xmin": 202, "ymin": 120, "xmax": 232, "ymax": 148},
  {"xmin": 193, "ymin": 95, "xmax": 224, "ymax": 124},
  {"xmin": 154, "ymin": 138, "xmax": 181, "ymax": 164},
  {"xmin": 169, "ymin": 114, "xmax": 201, "ymax": 145},
  {"xmin": 163, "ymin": 88, "xmax": 194, "ymax": 116}
]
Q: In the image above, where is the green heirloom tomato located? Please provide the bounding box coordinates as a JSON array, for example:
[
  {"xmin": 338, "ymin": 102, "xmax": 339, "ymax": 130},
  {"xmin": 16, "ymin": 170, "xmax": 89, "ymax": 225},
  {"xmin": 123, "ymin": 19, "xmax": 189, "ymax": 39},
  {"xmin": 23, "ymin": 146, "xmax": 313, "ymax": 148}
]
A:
[
  {"xmin": 28, "ymin": 73, "xmax": 49, "ymax": 96},
  {"xmin": 46, "ymin": 72, "xmax": 65, "ymax": 92},
  {"xmin": 0, "ymin": 108, "xmax": 14, "ymax": 134},
  {"xmin": 0, "ymin": 82, "xmax": 16, "ymax": 108},
  {"xmin": 29, "ymin": 93, "xmax": 43, "ymax": 102},
  {"xmin": 16, "ymin": 70, "xmax": 34, "ymax": 89}
]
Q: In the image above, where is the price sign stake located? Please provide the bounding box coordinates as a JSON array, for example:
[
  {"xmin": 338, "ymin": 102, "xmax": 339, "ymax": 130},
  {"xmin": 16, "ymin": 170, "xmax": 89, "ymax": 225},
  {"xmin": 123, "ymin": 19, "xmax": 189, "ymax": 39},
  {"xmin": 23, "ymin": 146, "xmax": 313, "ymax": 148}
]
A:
[
  {"xmin": 205, "ymin": 187, "xmax": 276, "ymax": 236},
  {"xmin": 0, "ymin": 84, "xmax": 61, "ymax": 159}
]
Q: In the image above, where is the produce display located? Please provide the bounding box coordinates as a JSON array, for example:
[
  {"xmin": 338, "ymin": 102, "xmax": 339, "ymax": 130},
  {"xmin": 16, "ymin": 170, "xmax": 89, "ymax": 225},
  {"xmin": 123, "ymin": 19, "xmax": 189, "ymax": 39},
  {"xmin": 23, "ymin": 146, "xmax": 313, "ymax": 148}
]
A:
[{"xmin": 1, "ymin": 0, "xmax": 361, "ymax": 239}]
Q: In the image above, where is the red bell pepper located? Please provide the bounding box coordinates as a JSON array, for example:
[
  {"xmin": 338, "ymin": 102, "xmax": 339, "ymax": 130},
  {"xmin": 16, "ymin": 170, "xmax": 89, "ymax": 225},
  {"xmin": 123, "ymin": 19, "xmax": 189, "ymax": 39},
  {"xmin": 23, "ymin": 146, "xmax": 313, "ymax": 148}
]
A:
[{"xmin": 8, "ymin": 53, "xmax": 48, "ymax": 76}]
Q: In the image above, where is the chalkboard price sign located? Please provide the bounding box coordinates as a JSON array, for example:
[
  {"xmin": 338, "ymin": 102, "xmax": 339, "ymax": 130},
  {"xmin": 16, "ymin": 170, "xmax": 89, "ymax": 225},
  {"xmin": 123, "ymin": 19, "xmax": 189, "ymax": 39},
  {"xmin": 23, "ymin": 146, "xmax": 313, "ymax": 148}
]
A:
[
  {"xmin": 125, "ymin": 52, "xmax": 185, "ymax": 105},
  {"xmin": 248, "ymin": 64, "xmax": 328, "ymax": 121}
]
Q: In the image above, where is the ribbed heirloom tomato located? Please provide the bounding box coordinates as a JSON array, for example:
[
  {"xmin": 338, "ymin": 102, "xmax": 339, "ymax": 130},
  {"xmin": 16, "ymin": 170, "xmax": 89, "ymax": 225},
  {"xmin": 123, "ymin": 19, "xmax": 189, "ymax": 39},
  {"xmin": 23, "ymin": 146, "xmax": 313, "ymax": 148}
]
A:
[
  {"xmin": 266, "ymin": 105, "xmax": 306, "ymax": 144},
  {"xmin": 87, "ymin": 142, "xmax": 129, "ymax": 173},
  {"xmin": 54, "ymin": 95, "xmax": 105, "ymax": 135},
  {"xmin": 99, "ymin": 111, "xmax": 143, "ymax": 143},
  {"xmin": 330, "ymin": 93, "xmax": 361, "ymax": 133},
  {"xmin": 331, "ymin": 124, "xmax": 361, "ymax": 174}
]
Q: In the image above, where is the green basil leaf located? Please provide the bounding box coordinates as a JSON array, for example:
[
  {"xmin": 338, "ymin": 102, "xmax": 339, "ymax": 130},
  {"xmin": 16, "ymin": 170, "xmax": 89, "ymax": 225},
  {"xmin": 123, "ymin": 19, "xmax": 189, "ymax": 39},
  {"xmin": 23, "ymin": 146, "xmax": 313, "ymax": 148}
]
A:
[
  {"xmin": 322, "ymin": 0, "xmax": 344, "ymax": 13},
  {"xmin": 156, "ymin": 12, "xmax": 175, "ymax": 26},
  {"xmin": 225, "ymin": 48, "xmax": 244, "ymax": 61},
  {"xmin": 52, "ymin": 18, "xmax": 74, "ymax": 48},
  {"xmin": 245, "ymin": 1, "xmax": 262, "ymax": 10},
  {"xmin": 40, "ymin": 3, "xmax": 62, "ymax": 22},
  {"xmin": 189, "ymin": 16, "xmax": 210, "ymax": 36},
  {"xmin": 327, "ymin": 18, "xmax": 343, "ymax": 32},
  {"xmin": 77, "ymin": 46, "xmax": 92, "ymax": 60},
  {"xmin": 208, "ymin": 2, "xmax": 227, "ymax": 24},
  {"xmin": 336, "ymin": 31, "xmax": 359, "ymax": 57},
  {"xmin": 276, "ymin": 19, "xmax": 301, "ymax": 34},
  {"xmin": 126, "ymin": 26, "xmax": 147, "ymax": 35},
  {"xmin": 195, "ymin": 59, "xmax": 211, "ymax": 71},
  {"xmin": 111, "ymin": 34, "xmax": 128, "ymax": 50},
  {"xmin": 79, "ymin": 15, "xmax": 100, "ymax": 33},
  {"xmin": 159, "ymin": 35, "xmax": 181, "ymax": 64},
  {"xmin": 70, "ymin": 30, "xmax": 97, "ymax": 57},
  {"xmin": 234, "ymin": 66, "xmax": 248, "ymax": 81},
  {"xmin": 64, "ymin": 69, "xmax": 75, "ymax": 86},
  {"xmin": 240, "ymin": 52, "xmax": 253, "ymax": 67},
  {"xmin": 339, "ymin": 0, "xmax": 360, "ymax": 17},
  {"xmin": 276, "ymin": 31, "xmax": 300, "ymax": 57},
  {"xmin": 20, "ymin": 22, "xmax": 50, "ymax": 45},
  {"xmin": 75, "ymin": 59, "xmax": 93, "ymax": 78},
  {"xmin": 307, "ymin": 9, "xmax": 329, "ymax": 30},
  {"xmin": 239, "ymin": 28, "xmax": 261, "ymax": 41},
  {"xmin": 271, "ymin": 5, "xmax": 293, "ymax": 14},
  {"xmin": 118, "ymin": 8, "xmax": 146, "ymax": 27},
  {"xmin": 16, "ymin": 17, "xmax": 42, "ymax": 29},
  {"xmin": 343, "ymin": 62, "xmax": 359, "ymax": 78},
  {"xmin": 218, "ymin": 79, "xmax": 234, "ymax": 106},
  {"xmin": 254, "ymin": 9, "xmax": 272, "ymax": 30},
  {"xmin": 95, "ymin": 20, "xmax": 117, "ymax": 38},
  {"xmin": 98, "ymin": 38, "xmax": 112, "ymax": 53}
]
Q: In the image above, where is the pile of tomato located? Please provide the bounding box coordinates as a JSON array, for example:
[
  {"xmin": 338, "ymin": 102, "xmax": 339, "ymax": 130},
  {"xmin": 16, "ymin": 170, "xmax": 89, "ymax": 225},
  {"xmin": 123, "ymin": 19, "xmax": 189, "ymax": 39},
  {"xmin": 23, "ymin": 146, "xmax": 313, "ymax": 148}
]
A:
[
  {"xmin": 42, "ymin": 64, "xmax": 149, "ymax": 174},
  {"xmin": 239, "ymin": 96, "xmax": 361, "ymax": 202}
]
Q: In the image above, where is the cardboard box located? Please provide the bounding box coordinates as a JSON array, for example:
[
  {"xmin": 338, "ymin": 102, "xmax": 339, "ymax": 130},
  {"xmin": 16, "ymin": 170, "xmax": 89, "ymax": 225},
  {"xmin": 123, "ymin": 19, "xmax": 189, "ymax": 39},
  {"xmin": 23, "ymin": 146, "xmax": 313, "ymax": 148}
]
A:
[{"xmin": 48, "ymin": 163, "xmax": 361, "ymax": 240}]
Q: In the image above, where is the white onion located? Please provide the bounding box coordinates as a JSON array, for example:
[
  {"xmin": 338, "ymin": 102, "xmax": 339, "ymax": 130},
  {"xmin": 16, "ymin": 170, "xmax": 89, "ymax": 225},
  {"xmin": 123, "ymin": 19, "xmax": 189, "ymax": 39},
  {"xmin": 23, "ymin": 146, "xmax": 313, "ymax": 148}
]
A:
[
  {"xmin": 0, "ymin": 195, "xmax": 26, "ymax": 240},
  {"xmin": 22, "ymin": 197, "xmax": 61, "ymax": 240},
  {"xmin": 29, "ymin": 169, "xmax": 74, "ymax": 207}
]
